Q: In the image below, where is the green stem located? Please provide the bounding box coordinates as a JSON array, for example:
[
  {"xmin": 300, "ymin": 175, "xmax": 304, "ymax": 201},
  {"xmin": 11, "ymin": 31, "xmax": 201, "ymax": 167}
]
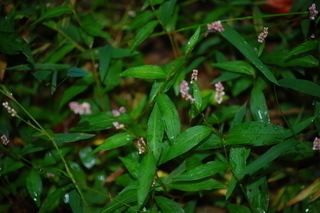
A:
[{"xmin": 151, "ymin": 11, "xmax": 308, "ymax": 38}]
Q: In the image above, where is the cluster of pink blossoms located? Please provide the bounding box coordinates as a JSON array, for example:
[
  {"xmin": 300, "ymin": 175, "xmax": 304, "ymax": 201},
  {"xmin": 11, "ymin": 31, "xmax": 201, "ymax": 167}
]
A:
[
  {"xmin": 313, "ymin": 137, "xmax": 320, "ymax": 151},
  {"xmin": 179, "ymin": 69, "xmax": 199, "ymax": 103},
  {"xmin": 207, "ymin": 21, "xmax": 224, "ymax": 33},
  {"xmin": 69, "ymin": 101, "xmax": 92, "ymax": 115},
  {"xmin": 309, "ymin": 3, "xmax": 318, "ymax": 20},
  {"xmin": 214, "ymin": 82, "xmax": 225, "ymax": 104},
  {"xmin": 258, "ymin": 27, "xmax": 269, "ymax": 43},
  {"xmin": 112, "ymin": 106, "xmax": 126, "ymax": 130}
]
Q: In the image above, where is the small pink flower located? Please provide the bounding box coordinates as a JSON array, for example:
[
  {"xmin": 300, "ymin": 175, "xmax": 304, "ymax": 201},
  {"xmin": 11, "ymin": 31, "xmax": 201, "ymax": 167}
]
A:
[
  {"xmin": 112, "ymin": 107, "xmax": 126, "ymax": 130},
  {"xmin": 207, "ymin": 21, "xmax": 224, "ymax": 33},
  {"xmin": 313, "ymin": 137, "xmax": 320, "ymax": 150},
  {"xmin": 69, "ymin": 101, "xmax": 92, "ymax": 115},
  {"xmin": 258, "ymin": 27, "xmax": 269, "ymax": 43},
  {"xmin": 180, "ymin": 80, "xmax": 195, "ymax": 103},
  {"xmin": 214, "ymin": 82, "xmax": 225, "ymax": 104},
  {"xmin": 112, "ymin": 106, "xmax": 126, "ymax": 117},
  {"xmin": 81, "ymin": 102, "xmax": 92, "ymax": 114},
  {"xmin": 112, "ymin": 121, "xmax": 124, "ymax": 130},
  {"xmin": 309, "ymin": 3, "xmax": 318, "ymax": 20},
  {"xmin": 190, "ymin": 69, "xmax": 198, "ymax": 83}
]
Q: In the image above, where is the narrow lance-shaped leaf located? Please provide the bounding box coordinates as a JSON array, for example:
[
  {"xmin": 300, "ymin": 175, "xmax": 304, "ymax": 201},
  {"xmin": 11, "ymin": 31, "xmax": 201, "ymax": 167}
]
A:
[
  {"xmin": 121, "ymin": 65, "xmax": 166, "ymax": 80},
  {"xmin": 94, "ymin": 132, "xmax": 135, "ymax": 152},
  {"xmin": 26, "ymin": 169, "xmax": 43, "ymax": 206},
  {"xmin": 225, "ymin": 121, "xmax": 286, "ymax": 146},
  {"xmin": 185, "ymin": 26, "xmax": 201, "ymax": 55},
  {"xmin": 98, "ymin": 45, "xmax": 112, "ymax": 82},
  {"xmin": 246, "ymin": 177, "xmax": 269, "ymax": 213},
  {"xmin": 221, "ymin": 25, "xmax": 278, "ymax": 84},
  {"xmin": 156, "ymin": 94, "xmax": 181, "ymax": 140},
  {"xmin": 160, "ymin": 125, "xmax": 211, "ymax": 164},
  {"xmin": 168, "ymin": 179, "xmax": 225, "ymax": 191},
  {"xmin": 172, "ymin": 161, "xmax": 227, "ymax": 182},
  {"xmin": 155, "ymin": 196, "xmax": 184, "ymax": 213},
  {"xmin": 241, "ymin": 140, "xmax": 294, "ymax": 178},
  {"xmin": 137, "ymin": 152, "xmax": 157, "ymax": 207},
  {"xmin": 213, "ymin": 60, "xmax": 255, "ymax": 76},
  {"xmin": 279, "ymin": 78, "xmax": 320, "ymax": 98},
  {"xmin": 250, "ymin": 85, "xmax": 270, "ymax": 122},
  {"xmin": 131, "ymin": 20, "xmax": 158, "ymax": 50},
  {"xmin": 147, "ymin": 103, "xmax": 164, "ymax": 161},
  {"xmin": 54, "ymin": 133, "xmax": 95, "ymax": 145}
]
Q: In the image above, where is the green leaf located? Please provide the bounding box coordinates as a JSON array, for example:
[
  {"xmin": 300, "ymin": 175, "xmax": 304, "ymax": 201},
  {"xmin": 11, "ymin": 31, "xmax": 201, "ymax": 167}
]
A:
[
  {"xmin": 67, "ymin": 67, "xmax": 88, "ymax": 77},
  {"xmin": 94, "ymin": 132, "xmax": 135, "ymax": 152},
  {"xmin": 279, "ymin": 78, "xmax": 320, "ymax": 98},
  {"xmin": 72, "ymin": 112, "xmax": 130, "ymax": 132},
  {"xmin": 250, "ymin": 85, "xmax": 270, "ymax": 122},
  {"xmin": 185, "ymin": 27, "xmax": 201, "ymax": 55},
  {"xmin": 44, "ymin": 42, "xmax": 75, "ymax": 63},
  {"xmin": 169, "ymin": 179, "xmax": 224, "ymax": 191},
  {"xmin": 129, "ymin": 11, "xmax": 154, "ymax": 30},
  {"xmin": 131, "ymin": 20, "xmax": 158, "ymax": 50},
  {"xmin": 137, "ymin": 152, "xmax": 156, "ymax": 207},
  {"xmin": 213, "ymin": 60, "xmax": 255, "ymax": 76},
  {"xmin": 39, "ymin": 188, "xmax": 64, "ymax": 213},
  {"xmin": 54, "ymin": 133, "xmax": 95, "ymax": 144},
  {"xmin": 221, "ymin": 25, "xmax": 278, "ymax": 84},
  {"xmin": 172, "ymin": 161, "xmax": 227, "ymax": 181},
  {"xmin": 121, "ymin": 65, "xmax": 166, "ymax": 79},
  {"xmin": 160, "ymin": 125, "xmax": 211, "ymax": 164},
  {"xmin": 80, "ymin": 14, "xmax": 110, "ymax": 39},
  {"xmin": 285, "ymin": 55, "xmax": 319, "ymax": 67},
  {"xmin": 246, "ymin": 177, "xmax": 269, "ymax": 213},
  {"xmin": 285, "ymin": 40, "xmax": 319, "ymax": 59},
  {"xmin": 26, "ymin": 169, "xmax": 42, "ymax": 206},
  {"xmin": 37, "ymin": 6, "xmax": 72, "ymax": 23},
  {"xmin": 67, "ymin": 190, "xmax": 84, "ymax": 213},
  {"xmin": 191, "ymin": 83, "xmax": 202, "ymax": 111},
  {"xmin": 98, "ymin": 45, "xmax": 112, "ymax": 82},
  {"xmin": 242, "ymin": 140, "xmax": 294, "ymax": 177},
  {"xmin": 229, "ymin": 147, "xmax": 250, "ymax": 180},
  {"xmin": 101, "ymin": 185, "xmax": 137, "ymax": 213},
  {"xmin": 227, "ymin": 204, "xmax": 251, "ymax": 213},
  {"xmin": 156, "ymin": 94, "xmax": 181, "ymax": 140},
  {"xmin": 147, "ymin": 103, "xmax": 164, "ymax": 161},
  {"xmin": 155, "ymin": 196, "xmax": 184, "ymax": 213},
  {"xmin": 158, "ymin": 0, "xmax": 178, "ymax": 32},
  {"xmin": 225, "ymin": 121, "xmax": 286, "ymax": 146}
]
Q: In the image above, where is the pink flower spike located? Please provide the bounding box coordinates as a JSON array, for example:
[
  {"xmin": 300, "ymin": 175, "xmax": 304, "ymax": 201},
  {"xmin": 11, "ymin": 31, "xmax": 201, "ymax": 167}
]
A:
[
  {"xmin": 258, "ymin": 27, "xmax": 269, "ymax": 43},
  {"xmin": 313, "ymin": 137, "xmax": 320, "ymax": 150},
  {"xmin": 207, "ymin": 21, "xmax": 224, "ymax": 33},
  {"xmin": 180, "ymin": 80, "xmax": 195, "ymax": 103},
  {"xmin": 309, "ymin": 3, "xmax": 318, "ymax": 20},
  {"xmin": 214, "ymin": 82, "xmax": 225, "ymax": 104},
  {"xmin": 190, "ymin": 69, "xmax": 198, "ymax": 83}
]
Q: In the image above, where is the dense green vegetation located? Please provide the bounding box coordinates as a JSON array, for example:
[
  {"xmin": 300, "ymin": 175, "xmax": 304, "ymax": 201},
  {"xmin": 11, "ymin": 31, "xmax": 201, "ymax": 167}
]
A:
[{"xmin": 0, "ymin": 0, "xmax": 319, "ymax": 212}]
